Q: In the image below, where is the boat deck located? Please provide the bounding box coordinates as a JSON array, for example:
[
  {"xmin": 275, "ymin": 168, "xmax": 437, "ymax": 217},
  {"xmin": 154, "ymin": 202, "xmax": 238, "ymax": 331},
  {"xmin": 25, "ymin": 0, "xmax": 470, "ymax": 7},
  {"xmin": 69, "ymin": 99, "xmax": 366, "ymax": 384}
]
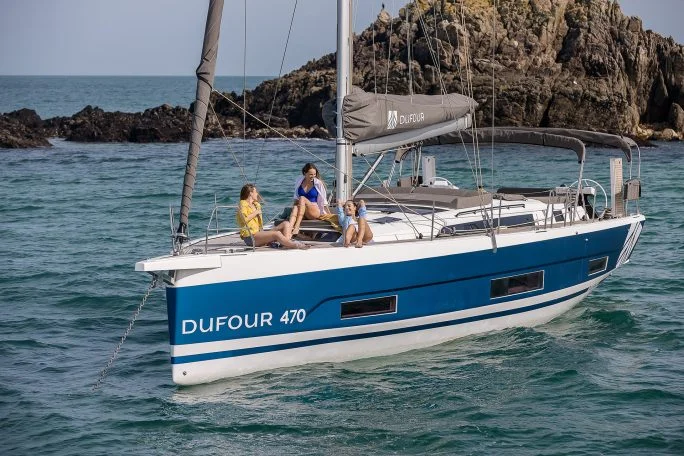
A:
[{"xmin": 182, "ymin": 185, "xmax": 601, "ymax": 256}]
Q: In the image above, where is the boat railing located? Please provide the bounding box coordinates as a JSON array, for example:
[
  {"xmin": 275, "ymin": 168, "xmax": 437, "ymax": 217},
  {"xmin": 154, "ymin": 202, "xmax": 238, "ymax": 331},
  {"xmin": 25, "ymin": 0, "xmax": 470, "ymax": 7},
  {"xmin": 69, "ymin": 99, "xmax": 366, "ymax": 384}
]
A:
[
  {"xmin": 204, "ymin": 203, "xmax": 256, "ymax": 253},
  {"xmin": 543, "ymin": 189, "xmax": 574, "ymax": 230}
]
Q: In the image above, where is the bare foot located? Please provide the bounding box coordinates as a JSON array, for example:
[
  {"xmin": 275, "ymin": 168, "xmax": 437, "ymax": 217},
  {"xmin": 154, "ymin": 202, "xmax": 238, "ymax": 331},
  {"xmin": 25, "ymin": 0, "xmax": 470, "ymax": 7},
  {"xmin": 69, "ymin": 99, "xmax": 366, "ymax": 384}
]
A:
[
  {"xmin": 355, "ymin": 242, "xmax": 363, "ymax": 248},
  {"xmin": 292, "ymin": 228, "xmax": 299, "ymax": 236},
  {"xmin": 295, "ymin": 241, "xmax": 310, "ymax": 250},
  {"xmin": 344, "ymin": 242, "xmax": 350, "ymax": 248}
]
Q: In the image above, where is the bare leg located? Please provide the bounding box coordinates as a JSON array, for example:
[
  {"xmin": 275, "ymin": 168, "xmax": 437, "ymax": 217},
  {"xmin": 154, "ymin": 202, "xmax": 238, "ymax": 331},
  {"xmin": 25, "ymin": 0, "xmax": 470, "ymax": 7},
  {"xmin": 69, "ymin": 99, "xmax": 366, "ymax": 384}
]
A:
[
  {"xmin": 356, "ymin": 218, "xmax": 373, "ymax": 247},
  {"xmin": 252, "ymin": 230, "xmax": 281, "ymax": 247},
  {"xmin": 355, "ymin": 219, "xmax": 366, "ymax": 248},
  {"xmin": 344, "ymin": 225, "xmax": 356, "ymax": 247},
  {"xmin": 292, "ymin": 196, "xmax": 307, "ymax": 235},
  {"xmin": 288, "ymin": 204, "xmax": 299, "ymax": 232},
  {"xmin": 253, "ymin": 228, "xmax": 308, "ymax": 249},
  {"xmin": 275, "ymin": 220, "xmax": 292, "ymax": 239},
  {"xmin": 303, "ymin": 201, "xmax": 321, "ymax": 220}
]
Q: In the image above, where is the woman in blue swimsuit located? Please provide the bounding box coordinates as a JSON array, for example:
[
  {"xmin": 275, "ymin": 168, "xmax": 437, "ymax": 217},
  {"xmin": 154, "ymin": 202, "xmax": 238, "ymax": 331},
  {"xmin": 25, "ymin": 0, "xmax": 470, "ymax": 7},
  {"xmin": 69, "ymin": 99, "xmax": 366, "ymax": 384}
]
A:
[{"xmin": 289, "ymin": 163, "xmax": 329, "ymax": 235}]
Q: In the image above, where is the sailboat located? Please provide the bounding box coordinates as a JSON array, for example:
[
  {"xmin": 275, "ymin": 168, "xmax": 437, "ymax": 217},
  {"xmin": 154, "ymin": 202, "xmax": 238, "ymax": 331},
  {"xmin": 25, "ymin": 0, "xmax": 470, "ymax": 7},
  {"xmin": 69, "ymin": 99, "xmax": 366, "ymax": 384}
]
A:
[{"xmin": 136, "ymin": 0, "xmax": 644, "ymax": 385}]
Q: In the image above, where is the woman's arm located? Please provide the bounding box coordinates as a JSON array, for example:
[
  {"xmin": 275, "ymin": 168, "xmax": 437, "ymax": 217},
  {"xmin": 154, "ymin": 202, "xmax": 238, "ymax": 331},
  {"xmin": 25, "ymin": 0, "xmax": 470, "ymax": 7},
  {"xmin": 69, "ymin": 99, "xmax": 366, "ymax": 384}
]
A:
[
  {"xmin": 239, "ymin": 201, "xmax": 261, "ymax": 223},
  {"xmin": 358, "ymin": 200, "xmax": 367, "ymax": 218},
  {"xmin": 243, "ymin": 210, "xmax": 261, "ymax": 222}
]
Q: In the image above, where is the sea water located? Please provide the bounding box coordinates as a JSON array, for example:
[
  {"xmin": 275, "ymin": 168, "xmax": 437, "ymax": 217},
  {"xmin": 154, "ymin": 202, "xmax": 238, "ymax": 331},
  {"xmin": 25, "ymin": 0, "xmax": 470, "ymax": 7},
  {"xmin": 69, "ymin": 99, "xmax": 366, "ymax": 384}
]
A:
[
  {"xmin": 0, "ymin": 75, "xmax": 269, "ymax": 118},
  {"xmin": 0, "ymin": 77, "xmax": 683, "ymax": 455}
]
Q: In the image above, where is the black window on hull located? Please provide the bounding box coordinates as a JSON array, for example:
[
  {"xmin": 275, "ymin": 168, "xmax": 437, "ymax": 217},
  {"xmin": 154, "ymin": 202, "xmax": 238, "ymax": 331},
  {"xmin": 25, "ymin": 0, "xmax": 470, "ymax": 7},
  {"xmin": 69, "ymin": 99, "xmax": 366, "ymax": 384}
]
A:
[
  {"xmin": 341, "ymin": 296, "xmax": 397, "ymax": 319},
  {"xmin": 491, "ymin": 271, "xmax": 544, "ymax": 299},
  {"xmin": 588, "ymin": 257, "xmax": 608, "ymax": 275}
]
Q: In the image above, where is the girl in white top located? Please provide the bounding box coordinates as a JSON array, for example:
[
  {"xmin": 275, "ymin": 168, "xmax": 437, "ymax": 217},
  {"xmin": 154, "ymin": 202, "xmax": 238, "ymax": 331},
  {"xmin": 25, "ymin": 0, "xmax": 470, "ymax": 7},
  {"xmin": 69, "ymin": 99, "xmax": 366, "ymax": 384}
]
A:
[{"xmin": 336, "ymin": 199, "xmax": 373, "ymax": 248}]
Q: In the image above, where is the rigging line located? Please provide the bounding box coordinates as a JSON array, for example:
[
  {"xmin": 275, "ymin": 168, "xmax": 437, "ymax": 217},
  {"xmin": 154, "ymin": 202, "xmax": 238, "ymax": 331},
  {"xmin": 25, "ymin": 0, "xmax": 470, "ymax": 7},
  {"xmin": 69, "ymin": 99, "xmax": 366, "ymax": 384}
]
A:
[
  {"xmin": 209, "ymin": 100, "xmax": 249, "ymax": 183},
  {"xmin": 385, "ymin": 0, "xmax": 395, "ymax": 95},
  {"xmin": 436, "ymin": 2, "xmax": 465, "ymax": 97},
  {"xmin": 361, "ymin": 154, "xmax": 388, "ymax": 188},
  {"xmin": 353, "ymin": 0, "xmax": 359, "ymax": 34},
  {"xmin": 242, "ymin": 0, "xmax": 248, "ymax": 172},
  {"xmin": 434, "ymin": 1, "xmax": 478, "ymax": 188},
  {"xmin": 464, "ymin": 13, "xmax": 480, "ymax": 189},
  {"xmin": 255, "ymin": 0, "xmax": 298, "ymax": 183},
  {"xmin": 213, "ymin": 90, "xmax": 442, "ymax": 230},
  {"xmin": 457, "ymin": 3, "xmax": 491, "ymax": 228},
  {"xmin": 351, "ymin": 145, "xmax": 437, "ymax": 235},
  {"xmin": 433, "ymin": 0, "xmax": 442, "ymax": 95},
  {"xmin": 372, "ymin": 0, "xmax": 377, "ymax": 94},
  {"xmin": 455, "ymin": 130, "xmax": 480, "ymax": 188},
  {"xmin": 458, "ymin": 2, "xmax": 480, "ymax": 188},
  {"xmin": 490, "ymin": 0, "xmax": 497, "ymax": 195},
  {"xmin": 412, "ymin": 0, "xmax": 447, "ymax": 95},
  {"xmin": 429, "ymin": 1, "xmax": 486, "ymax": 214},
  {"xmin": 407, "ymin": 5, "xmax": 413, "ymax": 98}
]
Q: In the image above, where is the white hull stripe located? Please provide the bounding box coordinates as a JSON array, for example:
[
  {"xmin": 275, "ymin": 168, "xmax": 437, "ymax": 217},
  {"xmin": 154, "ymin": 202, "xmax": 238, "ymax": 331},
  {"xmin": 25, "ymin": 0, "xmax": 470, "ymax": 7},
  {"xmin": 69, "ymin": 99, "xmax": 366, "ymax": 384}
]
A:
[{"xmin": 171, "ymin": 287, "xmax": 589, "ymax": 365}]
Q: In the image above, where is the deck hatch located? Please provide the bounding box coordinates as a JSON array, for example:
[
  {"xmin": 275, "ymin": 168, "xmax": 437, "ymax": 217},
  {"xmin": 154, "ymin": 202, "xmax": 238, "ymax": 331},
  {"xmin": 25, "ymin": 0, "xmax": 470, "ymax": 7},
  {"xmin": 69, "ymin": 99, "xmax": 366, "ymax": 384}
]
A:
[
  {"xmin": 341, "ymin": 295, "xmax": 397, "ymax": 319},
  {"xmin": 490, "ymin": 271, "xmax": 544, "ymax": 299}
]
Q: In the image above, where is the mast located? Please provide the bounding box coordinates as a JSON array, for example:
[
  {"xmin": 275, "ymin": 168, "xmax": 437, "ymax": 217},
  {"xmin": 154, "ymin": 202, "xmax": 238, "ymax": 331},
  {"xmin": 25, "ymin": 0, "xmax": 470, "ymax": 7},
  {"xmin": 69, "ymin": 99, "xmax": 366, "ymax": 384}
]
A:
[
  {"xmin": 176, "ymin": 0, "xmax": 224, "ymax": 244},
  {"xmin": 335, "ymin": 0, "xmax": 353, "ymax": 202}
]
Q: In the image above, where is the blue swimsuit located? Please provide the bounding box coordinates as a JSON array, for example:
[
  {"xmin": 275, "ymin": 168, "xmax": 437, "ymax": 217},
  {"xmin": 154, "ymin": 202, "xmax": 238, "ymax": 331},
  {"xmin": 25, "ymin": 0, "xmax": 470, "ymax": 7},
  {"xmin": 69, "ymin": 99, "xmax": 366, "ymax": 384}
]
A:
[{"xmin": 297, "ymin": 184, "xmax": 319, "ymax": 203}]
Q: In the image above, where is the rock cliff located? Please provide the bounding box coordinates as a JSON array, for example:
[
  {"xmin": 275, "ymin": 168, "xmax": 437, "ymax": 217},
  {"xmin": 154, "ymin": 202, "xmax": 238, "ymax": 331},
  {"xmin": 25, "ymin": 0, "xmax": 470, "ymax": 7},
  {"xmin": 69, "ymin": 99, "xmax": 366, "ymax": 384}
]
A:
[{"xmin": 242, "ymin": 0, "xmax": 683, "ymax": 141}]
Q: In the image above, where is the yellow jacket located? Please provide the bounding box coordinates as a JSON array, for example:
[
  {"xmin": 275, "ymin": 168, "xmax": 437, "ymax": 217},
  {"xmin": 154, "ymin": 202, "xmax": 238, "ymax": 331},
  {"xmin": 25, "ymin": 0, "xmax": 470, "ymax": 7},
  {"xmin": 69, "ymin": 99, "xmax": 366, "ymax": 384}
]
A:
[{"xmin": 237, "ymin": 200, "xmax": 263, "ymax": 238}]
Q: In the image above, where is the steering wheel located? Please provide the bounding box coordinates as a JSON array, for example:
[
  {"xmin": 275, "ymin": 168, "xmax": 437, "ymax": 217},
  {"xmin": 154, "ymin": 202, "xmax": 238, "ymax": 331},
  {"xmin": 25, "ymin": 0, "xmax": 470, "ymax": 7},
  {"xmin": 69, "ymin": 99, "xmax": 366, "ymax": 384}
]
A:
[{"xmin": 568, "ymin": 178, "xmax": 608, "ymax": 217}]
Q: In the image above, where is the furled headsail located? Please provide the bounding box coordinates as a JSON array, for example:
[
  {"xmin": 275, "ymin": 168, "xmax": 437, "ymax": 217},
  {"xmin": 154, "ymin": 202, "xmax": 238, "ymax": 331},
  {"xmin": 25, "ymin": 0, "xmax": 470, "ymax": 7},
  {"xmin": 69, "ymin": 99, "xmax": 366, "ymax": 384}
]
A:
[
  {"xmin": 323, "ymin": 87, "xmax": 477, "ymax": 154},
  {"xmin": 176, "ymin": 0, "xmax": 224, "ymax": 242}
]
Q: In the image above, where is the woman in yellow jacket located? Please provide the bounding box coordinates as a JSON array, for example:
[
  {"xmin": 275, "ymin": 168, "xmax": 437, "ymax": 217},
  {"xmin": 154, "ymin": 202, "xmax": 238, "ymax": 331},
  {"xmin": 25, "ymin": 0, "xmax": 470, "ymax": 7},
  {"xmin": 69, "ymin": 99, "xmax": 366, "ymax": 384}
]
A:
[{"xmin": 237, "ymin": 184, "xmax": 309, "ymax": 249}]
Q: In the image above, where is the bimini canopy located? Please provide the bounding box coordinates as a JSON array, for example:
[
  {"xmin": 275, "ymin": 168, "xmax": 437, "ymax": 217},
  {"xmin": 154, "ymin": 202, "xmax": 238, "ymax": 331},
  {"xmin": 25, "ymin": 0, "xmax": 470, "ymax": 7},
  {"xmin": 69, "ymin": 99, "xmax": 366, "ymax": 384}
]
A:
[
  {"xmin": 322, "ymin": 87, "xmax": 477, "ymax": 154},
  {"xmin": 423, "ymin": 127, "xmax": 636, "ymax": 163}
]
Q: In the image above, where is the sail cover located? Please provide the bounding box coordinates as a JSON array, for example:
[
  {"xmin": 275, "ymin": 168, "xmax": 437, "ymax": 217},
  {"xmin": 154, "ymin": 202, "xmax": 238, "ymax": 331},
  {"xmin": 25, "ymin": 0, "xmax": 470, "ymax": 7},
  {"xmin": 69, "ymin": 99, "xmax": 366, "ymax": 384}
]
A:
[{"xmin": 323, "ymin": 87, "xmax": 477, "ymax": 145}]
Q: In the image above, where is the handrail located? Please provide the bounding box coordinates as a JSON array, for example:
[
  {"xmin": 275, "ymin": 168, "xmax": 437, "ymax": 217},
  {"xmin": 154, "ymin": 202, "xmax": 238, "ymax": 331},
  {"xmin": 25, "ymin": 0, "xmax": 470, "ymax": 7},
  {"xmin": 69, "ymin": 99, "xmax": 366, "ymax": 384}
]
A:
[{"xmin": 205, "ymin": 203, "xmax": 256, "ymax": 253}]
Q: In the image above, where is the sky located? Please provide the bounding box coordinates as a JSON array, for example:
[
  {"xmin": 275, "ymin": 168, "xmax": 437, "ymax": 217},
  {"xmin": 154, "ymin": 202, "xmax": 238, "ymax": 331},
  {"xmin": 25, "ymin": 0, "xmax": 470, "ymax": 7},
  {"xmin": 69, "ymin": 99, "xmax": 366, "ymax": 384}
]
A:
[{"xmin": 0, "ymin": 0, "xmax": 680, "ymax": 76}]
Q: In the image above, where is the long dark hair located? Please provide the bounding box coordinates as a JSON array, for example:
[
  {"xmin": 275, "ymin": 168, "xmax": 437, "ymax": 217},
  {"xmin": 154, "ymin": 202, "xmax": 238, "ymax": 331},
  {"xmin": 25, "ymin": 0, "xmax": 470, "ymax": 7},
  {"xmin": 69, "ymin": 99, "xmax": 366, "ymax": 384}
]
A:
[
  {"xmin": 239, "ymin": 183, "xmax": 256, "ymax": 201},
  {"xmin": 302, "ymin": 163, "xmax": 327, "ymax": 194},
  {"xmin": 302, "ymin": 163, "xmax": 320, "ymax": 178}
]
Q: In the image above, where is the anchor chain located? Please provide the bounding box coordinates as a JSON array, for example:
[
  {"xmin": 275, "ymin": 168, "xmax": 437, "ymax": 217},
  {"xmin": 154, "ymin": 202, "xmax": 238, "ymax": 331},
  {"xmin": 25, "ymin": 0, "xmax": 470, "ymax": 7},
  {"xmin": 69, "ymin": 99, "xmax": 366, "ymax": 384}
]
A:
[{"xmin": 92, "ymin": 275, "xmax": 159, "ymax": 391}]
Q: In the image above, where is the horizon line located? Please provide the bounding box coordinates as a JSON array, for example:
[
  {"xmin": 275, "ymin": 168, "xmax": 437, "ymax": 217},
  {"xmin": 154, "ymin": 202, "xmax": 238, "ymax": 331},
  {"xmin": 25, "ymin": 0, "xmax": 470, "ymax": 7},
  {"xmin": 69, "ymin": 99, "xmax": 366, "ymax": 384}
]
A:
[{"xmin": 0, "ymin": 74, "xmax": 277, "ymax": 78}]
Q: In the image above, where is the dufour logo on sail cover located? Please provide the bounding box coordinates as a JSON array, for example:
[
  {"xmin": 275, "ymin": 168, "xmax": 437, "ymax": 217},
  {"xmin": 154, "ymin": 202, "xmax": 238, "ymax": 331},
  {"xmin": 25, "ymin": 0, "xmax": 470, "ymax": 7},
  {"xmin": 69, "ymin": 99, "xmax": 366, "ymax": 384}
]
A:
[
  {"xmin": 387, "ymin": 110, "xmax": 398, "ymax": 129},
  {"xmin": 387, "ymin": 110, "xmax": 425, "ymax": 130}
]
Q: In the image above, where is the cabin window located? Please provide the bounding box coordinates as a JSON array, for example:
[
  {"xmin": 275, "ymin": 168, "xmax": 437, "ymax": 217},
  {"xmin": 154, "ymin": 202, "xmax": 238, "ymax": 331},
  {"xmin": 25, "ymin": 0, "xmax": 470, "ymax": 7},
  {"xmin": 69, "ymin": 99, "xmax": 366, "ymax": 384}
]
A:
[
  {"xmin": 490, "ymin": 271, "xmax": 544, "ymax": 299},
  {"xmin": 588, "ymin": 257, "xmax": 608, "ymax": 275},
  {"xmin": 553, "ymin": 210, "xmax": 564, "ymax": 222},
  {"xmin": 440, "ymin": 214, "xmax": 535, "ymax": 235},
  {"xmin": 341, "ymin": 296, "xmax": 397, "ymax": 319}
]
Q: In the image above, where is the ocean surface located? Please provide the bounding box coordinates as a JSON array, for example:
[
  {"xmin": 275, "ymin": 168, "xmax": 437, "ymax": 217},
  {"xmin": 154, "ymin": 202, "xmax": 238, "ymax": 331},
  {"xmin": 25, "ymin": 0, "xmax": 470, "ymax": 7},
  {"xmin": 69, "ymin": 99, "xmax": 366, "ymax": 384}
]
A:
[
  {"xmin": 0, "ymin": 75, "xmax": 270, "ymax": 118},
  {"xmin": 1, "ymin": 77, "xmax": 683, "ymax": 455}
]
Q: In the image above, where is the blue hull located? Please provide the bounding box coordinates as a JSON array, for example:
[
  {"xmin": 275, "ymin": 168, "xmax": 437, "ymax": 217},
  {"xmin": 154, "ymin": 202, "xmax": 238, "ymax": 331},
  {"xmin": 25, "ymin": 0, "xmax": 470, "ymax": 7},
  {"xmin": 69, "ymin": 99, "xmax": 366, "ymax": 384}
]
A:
[{"xmin": 166, "ymin": 220, "xmax": 643, "ymax": 374}]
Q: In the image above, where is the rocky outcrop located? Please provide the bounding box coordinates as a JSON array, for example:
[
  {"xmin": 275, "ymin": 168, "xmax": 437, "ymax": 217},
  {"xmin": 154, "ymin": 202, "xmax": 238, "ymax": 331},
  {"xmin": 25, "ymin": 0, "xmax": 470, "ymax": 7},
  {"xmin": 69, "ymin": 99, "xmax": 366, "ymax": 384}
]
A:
[
  {"xmin": 3, "ymin": 0, "xmax": 683, "ymax": 148},
  {"xmin": 0, "ymin": 109, "xmax": 52, "ymax": 148},
  {"xmin": 51, "ymin": 105, "xmax": 193, "ymax": 143},
  {"xmin": 1, "ymin": 101, "xmax": 330, "ymax": 148},
  {"xmin": 248, "ymin": 0, "xmax": 683, "ymax": 140}
]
